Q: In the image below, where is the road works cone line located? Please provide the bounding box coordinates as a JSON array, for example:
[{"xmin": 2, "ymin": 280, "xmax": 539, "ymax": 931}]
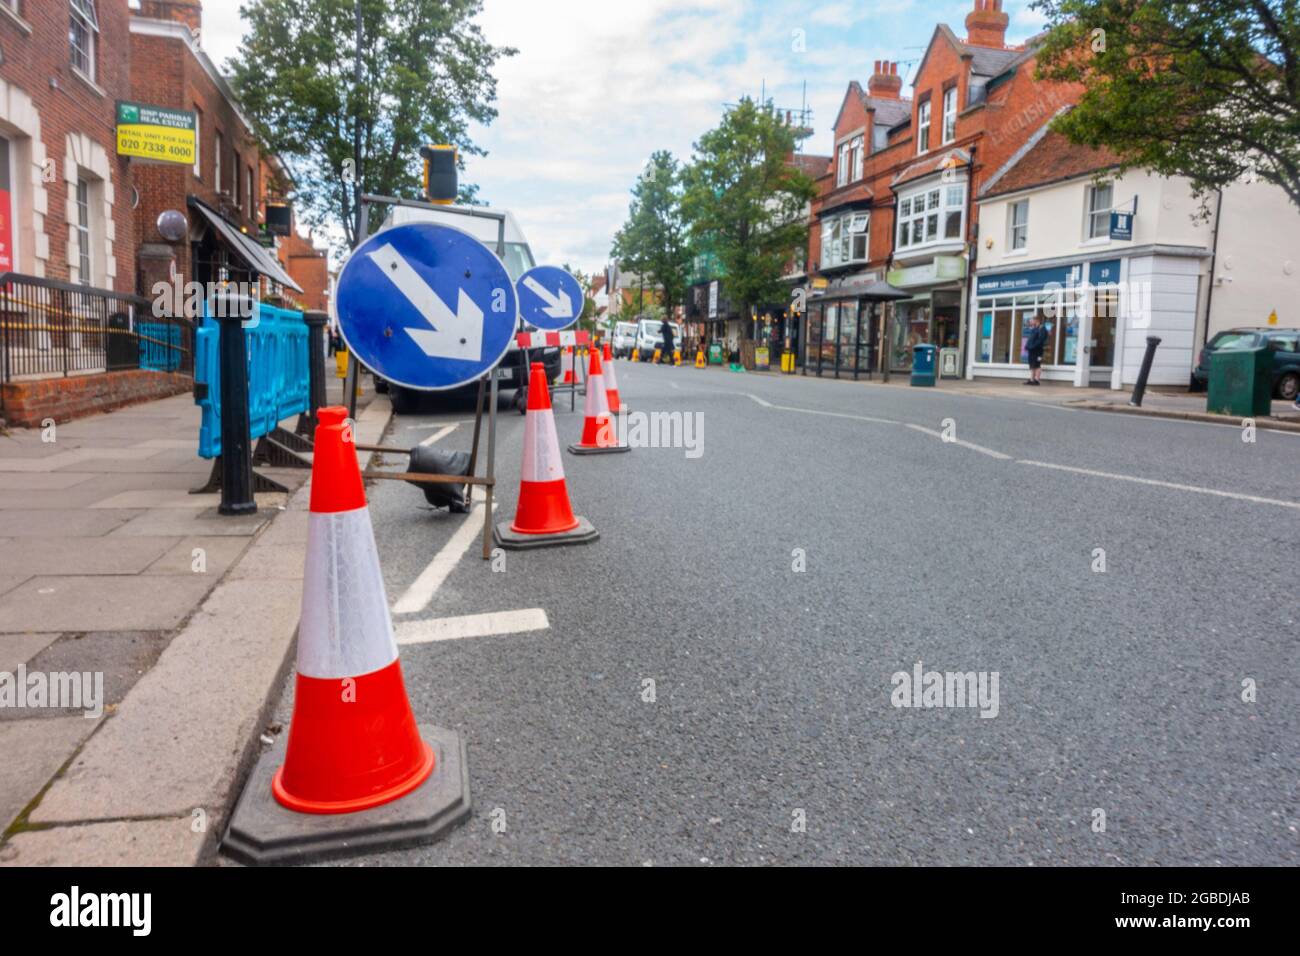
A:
[
  {"xmin": 569, "ymin": 348, "xmax": 629, "ymax": 455},
  {"xmin": 496, "ymin": 364, "xmax": 598, "ymax": 548},
  {"xmin": 562, "ymin": 347, "xmax": 575, "ymax": 384},
  {"xmin": 602, "ymin": 342, "xmax": 623, "ymax": 414},
  {"xmin": 272, "ymin": 409, "xmax": 434, "ymax": 814}
]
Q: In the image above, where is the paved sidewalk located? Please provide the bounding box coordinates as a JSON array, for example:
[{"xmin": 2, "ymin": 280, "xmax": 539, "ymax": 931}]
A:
[
  {"xmin": 722, "ymin": 366, "xmax": 1300, "ymax": 430},
  {"xmin": 0, "ymin": 380, "xmax": 391, "ymax": 865}
]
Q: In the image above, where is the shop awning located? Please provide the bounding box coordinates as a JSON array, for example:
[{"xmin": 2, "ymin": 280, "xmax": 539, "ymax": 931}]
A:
[
  {"xmin": 859, "ymin": 280, "xmax": 912, "ymax": 301},
  {"xmin": 188, "ymin": 197, "xmax": 303, "ymax": 293}
]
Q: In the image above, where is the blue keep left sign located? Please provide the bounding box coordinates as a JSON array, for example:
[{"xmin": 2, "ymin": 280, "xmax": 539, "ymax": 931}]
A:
[
  {"xmin": 334, "ymin": 221, "xmax": 518, "ymax": 391},
  {"xmin": 516, "ymin": 265, "xmax": 583, "ymax": 331}
]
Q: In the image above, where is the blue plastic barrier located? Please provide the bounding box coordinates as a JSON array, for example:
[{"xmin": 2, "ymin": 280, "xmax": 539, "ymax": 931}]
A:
[
  {"xmin": 138, "ymin": 322, "xmax": 183, "ymax": 372},
  {"xmin": 195, "ymin": 300, "xmax": 309, "ymax": 458}
]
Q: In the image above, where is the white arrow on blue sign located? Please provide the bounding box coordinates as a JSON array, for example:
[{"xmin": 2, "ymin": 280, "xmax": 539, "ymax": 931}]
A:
[
  {"xmin": 334, "ymin": 221, "xmax": 518, "ymax": 391},
  {"xmin": 516, "ymin": 264, "xmax": 583, "ymax": 332}
]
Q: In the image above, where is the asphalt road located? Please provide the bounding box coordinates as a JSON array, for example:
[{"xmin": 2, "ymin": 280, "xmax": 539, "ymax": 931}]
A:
[{"xmin": 287, "ymin": 362, "xmax": 1299, "ymax": 866}]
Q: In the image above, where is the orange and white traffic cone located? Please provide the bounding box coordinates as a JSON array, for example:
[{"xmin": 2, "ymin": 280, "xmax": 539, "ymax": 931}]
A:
[
  {"xmin": 495, "ymin": 363, "xmax": 598, "ymax": 549},
  {"xmin": 602, "ymin": 341, "xmax": 625, "ymax": 414},
  {"xmin": 568, "ymin": 347, "xmax": 629, "ymax": 455},
  {"xmin": 222, "ymin": 404, "xmax": 470, "ymax": 864}
]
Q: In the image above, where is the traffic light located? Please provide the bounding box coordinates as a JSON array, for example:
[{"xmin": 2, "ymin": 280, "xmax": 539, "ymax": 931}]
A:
[{"xmin": 421, "ymin": 144, "xmax": 457, "ymax": 205}]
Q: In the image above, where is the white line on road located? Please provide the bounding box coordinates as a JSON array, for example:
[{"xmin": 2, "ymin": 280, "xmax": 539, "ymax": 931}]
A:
[
  {"xmin": 391, "ymin": 502, "xmax": 494, "ymax": 614},
  {"xmin": 1018, "ymin": 460, "xmax": 1300, "ymax": 510},
  {"xmin": 745, "ymin": 392, "xmax": 899, "ymax": 425},
  {"xmin": 395, "ymin": 608, "xmax": 550, "ymax": 644},
  {"xmin": 418, "ymin": 423, "xmax": 459, "ymax": 447},
  {"xmin": 905, "ymin": 423, "xmax": 1012, "ymax": 460}
]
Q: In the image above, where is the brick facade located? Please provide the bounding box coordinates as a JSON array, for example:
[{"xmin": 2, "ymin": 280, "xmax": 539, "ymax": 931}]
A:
[
  {"xmin": 0, "ymin": 0, "xmax": 135, "ymax": 290},
  {"xmin": 0, "ymin": 368, "xmax": 191, "ymax": 427}
]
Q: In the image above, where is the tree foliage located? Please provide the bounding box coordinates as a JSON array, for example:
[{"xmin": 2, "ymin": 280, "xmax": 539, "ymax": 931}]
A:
[
  {"xmin": 1034, "ymin": 0, "xmax": 1300, "ymax": 210},
  {"xmin": 610, "ymin": 151, "xmax": 692, "ymax": 320},
  {"xmin": 681, "ymin": 99, "xmax": 816, "ymax": 317},
  {"xmin": 230, "ymin": 0, "xmax": 515, "ymax": 249}
]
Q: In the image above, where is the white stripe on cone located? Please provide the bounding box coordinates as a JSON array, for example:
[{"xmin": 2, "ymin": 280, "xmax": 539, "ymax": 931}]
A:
[
  {"xmin": 522, "ymin": 407, "xmax": 566, "ymax": 482},
  {"xmin": 585, "ymin": 370, "xmax": 609, "ymax": 419},
  {"xmin": 298, "ymin": 507, "xmax": 399, "ymax": 679},
  {"xmin": 604, "ymin": 353, "xmax": 619, "ymax": 393}
]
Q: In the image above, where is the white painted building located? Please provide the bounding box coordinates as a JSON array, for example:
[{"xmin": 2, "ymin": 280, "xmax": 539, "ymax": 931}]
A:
[{"xmin": 971, "ymin": 116, "xmax": 1300, "ymax": 388}]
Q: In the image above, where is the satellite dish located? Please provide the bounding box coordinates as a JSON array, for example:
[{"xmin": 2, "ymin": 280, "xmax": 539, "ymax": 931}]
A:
[{"xmin": 157, "ymin": 210, "xmax": 189, "ymax": 243}]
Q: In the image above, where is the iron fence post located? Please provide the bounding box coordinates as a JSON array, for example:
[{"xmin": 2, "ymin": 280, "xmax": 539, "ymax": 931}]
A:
[
  {"xmin": 303, "ymin": 310, "xmax": 328, "ymax": 431},
  {"xmin": 1129, "ymin": 336, "xmax": 1162, "ymax": 408}
]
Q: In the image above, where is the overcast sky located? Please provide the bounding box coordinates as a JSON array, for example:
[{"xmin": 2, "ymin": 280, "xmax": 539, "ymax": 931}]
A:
[{"xmin": 200, "ymin": 0, "xmax": 1048, "ymax": 274}]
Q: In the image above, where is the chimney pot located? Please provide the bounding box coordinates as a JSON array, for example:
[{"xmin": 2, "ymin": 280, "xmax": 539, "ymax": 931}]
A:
[{"xmin": 966, "ymin": 0, "xmax": 1009, "ymax": 48}]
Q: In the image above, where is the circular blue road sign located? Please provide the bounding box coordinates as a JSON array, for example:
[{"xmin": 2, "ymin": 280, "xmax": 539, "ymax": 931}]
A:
[
  {"xmin": 516, "ymin": 264, "xmax": 583, "ymax": 332},
  {"xmin": 334, "ymin": 221, "xmax": 518, "ymax": 391}
]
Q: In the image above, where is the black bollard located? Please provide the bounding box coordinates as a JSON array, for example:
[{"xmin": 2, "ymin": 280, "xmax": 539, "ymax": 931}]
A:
[
  {"xmin": 216, "ymin": 292, "xmax": 257, "ymax": 515},
  {"xmin": 1129, "ymin": 336, "xmax": 1162, "ymax": 407},
  {"xmin": 302, "ymin": 310, "xmax": 328, "ymax": 432}
]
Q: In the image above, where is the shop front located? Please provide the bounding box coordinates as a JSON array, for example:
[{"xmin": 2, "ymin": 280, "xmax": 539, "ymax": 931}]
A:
[
  {"xmin": 885, "ymin": 255, "xmax": 967, "ymax": 372},
  {"xmin": 968, "ymin": 258, "xmax": 1121, "ymax": 385},
  {"xmin": 803, "ymin": 270, "xmax": 886, "ymax": 378}
]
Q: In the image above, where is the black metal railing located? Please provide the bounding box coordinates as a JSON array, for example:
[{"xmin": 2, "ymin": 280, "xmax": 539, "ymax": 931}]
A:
[{"xmin": 0, "ymin": 274, "xmax": 195, "ymax": 394}]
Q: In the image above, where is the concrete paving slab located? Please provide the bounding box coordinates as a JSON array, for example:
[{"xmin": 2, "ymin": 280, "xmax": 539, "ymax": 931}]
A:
[
  {"xmin": 90, "ymin": 489, "xmax": 289, "ymax": 510},
  {"xmin": 0, "ymin": 537, "xmax": 176, "ymax": 577},
  {"xmin": 0, "ymin": 717, "xmax": 96, "ymax": 832},
  {"xmin": 30, "ymin": 576, "xmax": 303, "ymax": 824},
  {"xmin": 0, "ymin": 818, "xmax": 206, "ymax": 867},
  {"xmin": 144, "ymin": 536, "xmax": 250, "ymax": 577},
  {"xmin": 254, "ymin": 506, "xmax": 310, "ymax": 545},
  {"xmin": 0, "ymin": 509, "xmax": 143, "ymax": 537},
  {"xmin": 0, "ymin": 472, "xmax": 95, "ymax": 491},
  {"xmin": 0, "ymin": 575, "xmax": 215, "ymax": 632},
  {"xmin": 0, "ymin": 630, "xmax": 169, "ymax": 722},
  {"xmin": 0, "ymin": 577, "xmax": 28, "ymax": 598},
  {"xmin": 50, "ymin": 456, "xmax": 210, "ymax": 475},
  {"xmin": 0, "ymin": 633, "xmax": 62, "ymax": 673},
  {"xmin": 107, "ymin": 507, "xmax": 269, "ymax": 537},
  {"xmin": 226, "ymin": 543, "xmax": 307, "ymax": 581}
]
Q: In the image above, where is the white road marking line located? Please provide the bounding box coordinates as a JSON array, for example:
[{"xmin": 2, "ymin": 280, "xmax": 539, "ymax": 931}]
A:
[
  {"xmin": 905, "ymin": 423, "xmax": 1012, "ymax": 459},
  {"xmin": 395, "ymin": 608, "xmax": 550, "ymax": 644},
  {"xmin": 418, "ymin": 423, "xmax": 459, "ymax": 447},
  {"xmin": 1018, "ymin": 459, "xmax": 1300, "ymax": 510},
  {"xmin": 744, "ymin": 392, "xmax": 899, "ymax": 425},
  {"xmin": 391, "ymin": 502, "xmax": 494, "ymax": 614}
]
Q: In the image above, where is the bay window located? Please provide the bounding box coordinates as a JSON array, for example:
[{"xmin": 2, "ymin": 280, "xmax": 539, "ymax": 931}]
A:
[{"xmin": 896, "ymin": 182, "xmax": 965, "ymax": 251}]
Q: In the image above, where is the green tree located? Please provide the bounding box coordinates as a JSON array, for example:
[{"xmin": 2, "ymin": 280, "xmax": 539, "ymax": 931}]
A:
[
  {"xmin": 1034, "ymin": 0, "xmax": 1300, "ymax": 210},
  {"xmin": 610, "ymin": 151, "xmax": 692, "ymax": 321},
  {"xmin": 230, "ymin": 0, "xmax": 515, "ymax": 249},
  {"xmin": 681, "ymin": 99, "xmax": 816, "ymax": 319}
]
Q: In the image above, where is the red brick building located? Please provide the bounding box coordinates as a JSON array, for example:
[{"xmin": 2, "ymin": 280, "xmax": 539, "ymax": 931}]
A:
[
  {"xmin": 804, "ymin": 0, "xmax": 1082, "ymax": 377},
  {"xmin": 130, "ymin": 0, "xmax": 302, "ymax": 310},
  {"xmin": 0, "ymin": 0, "xmax": 136, "ymax": 289}
]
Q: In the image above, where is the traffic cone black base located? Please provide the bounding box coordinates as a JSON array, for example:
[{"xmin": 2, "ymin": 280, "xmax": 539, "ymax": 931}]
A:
[
  {"xmin": 222, "ymin": 724, "xmax": 470, "ymax": 866},
  {"xmin": 567, "ymin": 442, "xmax": 631, "ymax": 456},
  {"xmin": 493, "ymin": 514, "xmax": 599, "ymax": 550}
]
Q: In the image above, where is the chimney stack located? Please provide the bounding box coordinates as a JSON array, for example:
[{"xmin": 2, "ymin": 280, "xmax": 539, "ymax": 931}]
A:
[
  {"xmin": 867, "ymin": 61, "xmax": 902, "ymax": 99},
  {"xmin": 965, "ymin": 0, "xmax": 1008, "ymax": 49},
  {"xmin": 138, "ymin": 0, "xmax": 203, "ymax": 33}
]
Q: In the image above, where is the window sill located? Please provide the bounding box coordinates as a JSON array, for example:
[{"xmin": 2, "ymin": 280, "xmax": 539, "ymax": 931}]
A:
[
  {"xmin": 70, "ymin": 67, "xmax": 107, "ymax": 99},
  {"xmin": 1003, "ymin": 248, "xmax": 1029, "ymax": 258},
  {"xmin": 0, "ymin": 3, "xmax": 32, "ymax": 33},
  {"xmin": 1080, "ymin": 236, "xmax": 1112, "ymax": 248}
]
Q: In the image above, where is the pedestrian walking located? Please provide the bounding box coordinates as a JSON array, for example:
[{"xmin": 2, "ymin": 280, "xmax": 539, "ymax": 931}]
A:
[
  {"xmin": 660, "ymin": 320, "xmax": 675, "ymax": 364},
  {"xmin": 1023, "ymin": 315, "xmax": 1048, "ymax": 386}
]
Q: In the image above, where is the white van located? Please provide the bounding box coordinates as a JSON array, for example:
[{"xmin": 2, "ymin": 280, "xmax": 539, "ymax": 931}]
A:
[
  {"xmin": 634, "ymin": 318, "xmax": 684, "ymax": 362},
  {"xmin": 371, "ymin": 202, "xmax": 560, "ymax": 412},
  {"xmin": 611, "ymin": 321, "xmax": 638, "ymax": 358}
]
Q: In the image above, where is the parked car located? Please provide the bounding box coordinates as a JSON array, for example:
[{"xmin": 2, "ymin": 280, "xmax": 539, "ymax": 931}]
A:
[
  {"xmin": 365, "ymin": 202, "xmax": 561, "ymax": 414},
  {"xmin": 611, "ymin": 321, "xmax": 638, "ymax": 358},
  {"xmin": 1191, "ymin": 327, "xmax": 1300, "ymax": 400},
  {"xmin": 634, "ymin": 318, "xmax": 685, "ymax": 362}
]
